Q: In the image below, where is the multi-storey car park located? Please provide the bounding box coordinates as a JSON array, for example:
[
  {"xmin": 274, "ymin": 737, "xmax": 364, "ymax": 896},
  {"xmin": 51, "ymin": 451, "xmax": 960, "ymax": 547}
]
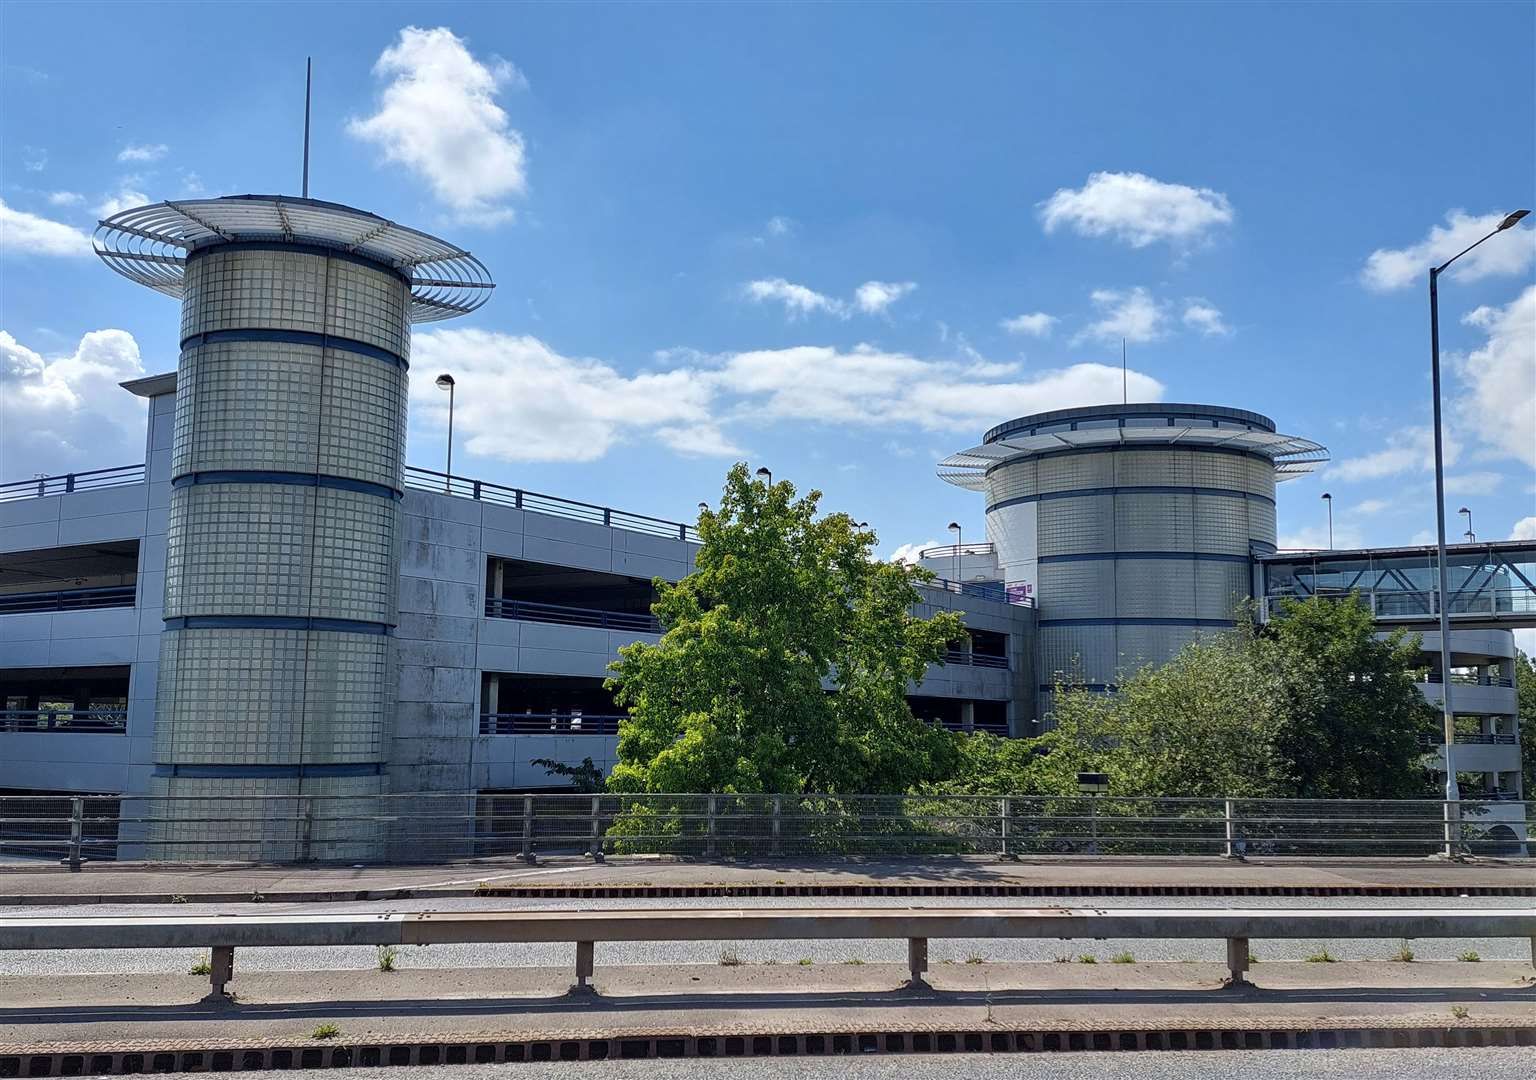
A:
[{"xmin": 1, "ymin": 192, "xmax": 1531, "ymax": 857}]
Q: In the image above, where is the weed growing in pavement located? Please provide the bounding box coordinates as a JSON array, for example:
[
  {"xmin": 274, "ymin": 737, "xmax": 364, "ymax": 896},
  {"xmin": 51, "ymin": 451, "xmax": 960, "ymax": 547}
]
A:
[
  {"xmin": 1305, "ymin": 949, "xmax": 1336, "ymax": 963},
  {"xmin": 1247, "ymin": 951, "xmax": 1259, "ymax": 964},
  {"xmin": 1450, "ymin": 1005, "xmax": 1470, "ymax": 1020},
  {"xmin": 1076, "ymin": 955, "xmax": 1097, "ymax": 964},
  {"xmin": 1392, "ymin": 941, "xmax": 1415, "ymax": 963},
  {"xmin": 718, "ymin": 948, "xmax": 744, "ymax": 967},
  {"xmin": 965, "ymin": 953, "xmax": 985, "ymax": 965},
  {"xmin": 170, "ymin": 895, "xmax": 188, "ymax": 904},
  {"xmin": 1052, "ymin": 954, "xmax": 1072, "ymax": 963},
  {"xmin": 842, "ymin": 958, "xmax": 865, "ymax": 965},
  {"xmin": 376, "ymin": 945, "xmax": 399, "ymax": 972},
  {"xmin": 188, "ymin": 956, "xmax": 211, "ymax": 975},
  {"xmin": 796, "ymin": 958, "xmax": 813, "ymax": 966},
  {"xmin": 761, "ymin": 958, "xmax": 779, "ymax": 965},
  {"xmin": 1458, "ymin": 951, "xmax": 1481, "ymax": 963},
  {"xmin": 1110, "ymin": 952, "xmax": 1134, "ymax": 964},
  {"xmin": 311, "ymin": 1024, "xmax": 340, "ymax": 1040}
]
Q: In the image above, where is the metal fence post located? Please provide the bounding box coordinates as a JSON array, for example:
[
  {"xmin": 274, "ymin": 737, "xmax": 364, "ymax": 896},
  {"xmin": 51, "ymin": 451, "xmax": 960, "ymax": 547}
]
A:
[
  {"xmin": 521, "ymin": 795, "xmax": 535, "ymax": 863},
  {"xmin": 66, "ymin": 797, "xmax": 84, "ymax": 871},
  {"xmin": 706, "ymin": 795, "xmax": 717, "ymax": 858},
  {"xmin": 299, "ymin": 797, "xmax": 314, "ymax": 863},
  {"xmin": 771, "ymin": 796, "xmax": 782, "ymax": 855},
  {"xmin": 1223, "ymin": 798, "xmax": 1237, "ymax": 859},
  {"xmin": 588, "ymin": 794, "xmax": 603, "ymax": 861},
  {"xmin": 999, "ymin": 796, "xmax": 1011, "ymax": 859}
]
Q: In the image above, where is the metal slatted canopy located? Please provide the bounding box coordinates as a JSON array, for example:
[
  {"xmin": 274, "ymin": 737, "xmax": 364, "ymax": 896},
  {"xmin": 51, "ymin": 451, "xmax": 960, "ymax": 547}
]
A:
[{"xmin": 93, "ymin": 195, "xmax": 494, "ymax": 323}]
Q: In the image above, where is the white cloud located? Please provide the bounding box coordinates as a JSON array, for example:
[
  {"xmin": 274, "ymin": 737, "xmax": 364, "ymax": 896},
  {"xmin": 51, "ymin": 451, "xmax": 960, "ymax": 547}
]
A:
[
  {"xmin": 1277, "ymin": 524, "xmax": 1365, "ymax": 552},
  {"xmin": 888, "ymin": 540, "xmax": 939, "ymax": 565},
  {"xmin": 116, "ymin": 143, "xmax": 168, "ymax": 163},
  {"xmin": 95, "ymin": 188, "xmax": 149, "ymax": 220},
  {"xmin": 0, "ymin": 199, "xmax": 93, "ymax": 257},
  {"xmin": 1330, "ymin": 426, "xmax": 1458, "ymax": 483},
  {"xmin": 744, "ymin": 278, "xmax": 847, "ymax": 318},
  {"xmin": 1182, "ymin": 298, "xmax": 1231, "ymax": 336},
  {"xmin": 349, "ymin": 26, "xmax": 528, "ymax": 226},
  {"xmin": 1000, "ymin": 312, "xmax": 1057, "ymax": 338},
  {"xmin": 22, "ymin": 147, "xmax": 46, "ymax": 172},
  {"xmin": 1511, "ymin": 516, "xmax": 1536, "ymax": 541},
  {"xmin": 408, "ymin": 329, "xmax": 1166, "ymax": 466},
  {"xmin": 0, "ymin": 329, "xmax": 147, "ymax": 476},
  {"xmin": 1355, "ymin": 498, "xmax": 1391, "ymax": 515},
  {"xmin": 1444, "ymin": 471, "xmax": 1504, "ymax": 496},
  {"xmin": 46, "ymin": 191, "xmax": 83, "ymax": 207},
  {"xmin": 765, "ymin": 216, "xmax": 793, "ymax": 236},
  {"xmin": 1038, "ymin": 171, "xmax": 1234, "ymax": 249},
  {"xmin": 854, "ymin": 280, "xmax": 916, "ymax": 315},
  {"xmin": 1361, "ymin": 211, "xmax": 1534, "ymax": 291},
  {"xmin": 1075, "ymin": 286, "xmax": 1168, "ymax": 345},
  {"xmin": 1453, "ymin": 285, "xmax": 1535, "ymax": 470}
]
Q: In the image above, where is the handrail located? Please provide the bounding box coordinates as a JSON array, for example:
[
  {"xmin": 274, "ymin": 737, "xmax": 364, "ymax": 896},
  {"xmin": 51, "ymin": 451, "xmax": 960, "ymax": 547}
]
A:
[
  {"xmin": 405, "ymin": 465, "xmax": 701, "ymax": 543},
  {"xmin": 925, "ymin": 579, "xmax": 1036, "ymax": 607},
  {"xmin": 4, "ymin": 906, "xmax": 1530, "ymax": 997},
  {"xmin": 0, "ymin": 464, "xmax": 145, "ymax": 502},
  {"xmin": 480, "ymin": 712, "xmax": 625, "ymax": 736},
  {"xmin": 916, "ymin": 542, "xmax": 996, "ymax": 560},
  {"xmin": 0, "ymin": 710, "xmax": 127, "ymax": 733},
  {"xmin": 1420, "ymin": 672, "xmax": 1516, "ymax": 688},
  {"xmin": 0, "ymin": 585, "xmax": 137, "ymax": 615},
  {"xmin": 485, "ymin": 597, "xmax": 660, "ymax": 633},
  {"xmin": 942, "ymin": 649, "xmax": 1009, "ymax": 669}
]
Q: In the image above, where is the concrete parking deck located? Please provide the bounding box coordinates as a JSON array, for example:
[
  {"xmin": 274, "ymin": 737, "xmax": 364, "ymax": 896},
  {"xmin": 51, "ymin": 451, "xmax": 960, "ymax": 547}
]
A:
[{"xmin": 2, "ymin": 855, "xmax": 1533, "ymax": 906}]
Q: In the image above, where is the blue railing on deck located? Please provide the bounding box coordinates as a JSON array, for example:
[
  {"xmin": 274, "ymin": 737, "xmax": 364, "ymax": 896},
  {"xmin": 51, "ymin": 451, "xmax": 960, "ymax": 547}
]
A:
[
  {"xmin": 484, "ymin": 597, "xmax": 661, "ymax": 634},
  {"xmin": 0, "ymin": 465, "xmax": 145, "ymax": 502},
  {"xmin": 0, "ymin": 585, "xmax": 137, "ymax": 615}
]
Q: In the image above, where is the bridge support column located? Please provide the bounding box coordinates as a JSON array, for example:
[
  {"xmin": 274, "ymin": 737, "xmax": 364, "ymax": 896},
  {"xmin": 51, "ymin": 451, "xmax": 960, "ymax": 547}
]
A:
[
  {"xmin": 209, "ymin": 946, "xmax": 234, "ymax": 998},
  {"xmin": 1225, "ymin": 937, "xmax": 1249, "ymax": 985},
  {"xmin": 907, "ymin": 937, "xmax": 929, "ymax": 987},
  {"xmin": 575, "ymin": 940, "xmax": 595, "ymax": 990}
]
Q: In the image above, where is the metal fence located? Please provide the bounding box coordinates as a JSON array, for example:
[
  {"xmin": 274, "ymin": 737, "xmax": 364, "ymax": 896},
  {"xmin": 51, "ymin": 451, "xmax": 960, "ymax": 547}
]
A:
[
  {"xmin": 0, "ymin": 464, "xmax": 145, "ymax": 503},
  {"xmin": 1, "ymin": 792, "xmax": 1528, "ymax": 867}
]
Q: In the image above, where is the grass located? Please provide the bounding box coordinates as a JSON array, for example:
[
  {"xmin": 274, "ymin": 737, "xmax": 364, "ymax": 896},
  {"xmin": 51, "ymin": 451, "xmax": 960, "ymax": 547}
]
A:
[
  {"xmin": 842, "ymin": 958, "xmax": 865, "ymax": 965},
  {"xmin": 796, "ymin": 958, "xmax": 813, "ymax": 967},
  {"xmin": 964, "ymin": 953, "xmax": 985, "ymax": 965},
  {"xmin": 1076, "ymin": 954, "xmax": 1098, "ymax": 964},
  {"xmin": 1247, "ymin": 951, "xmax": 1259, "ymax": 964},
  {"xmin": 718, "ymin": 948, "xmax": 744, "ymax": 967},
  {"xmin": 1458, "ymin": 951, "xmax": 1481, "ymax": 963},
  {"xmin": 1110, "ymin": 952, "xmax": 1135, "ymax": 964},
  {"xmin": 1450, "ymin": 1005, "xmax": 1470, "ymax": 1020},
  {"xmin": 1305, "ymin": 948, "xmax": 1337, "ymax": 963},
  {"xmin": 188, "ymin": 956, "xmax": 211, "ymax": 976},
  {"xmin": 310, "ymin": 1024, "xmax": 340, "ymax": 1040},
  {"xmin": 376, "ymin": 945, "xmax": 399, "ymax": 972},
  {"xmin": 1392, "ymin": 941, "xmax": 1415, "ymax": 963}
]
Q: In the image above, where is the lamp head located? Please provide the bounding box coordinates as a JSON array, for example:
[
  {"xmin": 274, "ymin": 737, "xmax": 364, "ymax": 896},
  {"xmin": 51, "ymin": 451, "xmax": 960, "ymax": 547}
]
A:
[
  {"xmin": 947, "ymin": 521, "xmax": 961, "ymax": 532},
  {"xmin": 434, "ymin": 373, "xmax": 456, "ymax": 390},
  {"xmin": 1458, "ymin": 506, "xmax": 1471, "ymax": 515},
  {"xmin": 1497, "ymin": 210, "xmax": 1530, "ymax": 231},
  {"xmin": 698, "ymin": 502, "xmax": 709, "ymax": 513},
  {"xmin": 1321, "ymin": 492, "xmax": 1331, "ymax": 500},
  {"xmin": 754, "ymin": 467, "xmax": 771, "ymax": 479}
]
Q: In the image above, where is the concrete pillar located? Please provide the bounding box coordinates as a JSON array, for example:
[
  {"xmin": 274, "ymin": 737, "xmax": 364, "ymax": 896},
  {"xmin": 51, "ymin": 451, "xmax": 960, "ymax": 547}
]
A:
[
  {"xmin": 907, "ymin": 938, "xmax": 929, "ymax": 985},
  {"xmin": 1225, "ymin": 937, "xmax": 1249, "ymax": 984},
  {"xmin": 209, "ymin": 945, "xmax": 234, "ymax": 997},
  {"xmin": 960, "ymin": 701, "xmax": 975, "ymax": 733},
  {"xmin": 575, "ymin": 940, "xmax": 595, "ymax": 989}
]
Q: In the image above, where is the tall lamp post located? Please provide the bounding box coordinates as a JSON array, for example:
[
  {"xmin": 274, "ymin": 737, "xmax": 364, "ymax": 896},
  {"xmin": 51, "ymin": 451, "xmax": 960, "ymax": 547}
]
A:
[
  {"xmin": 755, "ymin": 466, "xmax": 772, "ymax": 485},
  {"xmin": 1459, "ymin": 507, "xmax": 1475, "ymax": 544},
  {"xmin": 1321, "ymin": 492, "xmax": 1333, "ymax": 550},
  {"xmin": 434, "ymin": 373, "xmax": 456, "ymax": 493},
  {"xmin": 947, "ymin": 521, "xmax": 962, "ymax": 590},
  {"xmin": 1427, "ymin": 208, "xmax": 1528, "ymax": 848}
]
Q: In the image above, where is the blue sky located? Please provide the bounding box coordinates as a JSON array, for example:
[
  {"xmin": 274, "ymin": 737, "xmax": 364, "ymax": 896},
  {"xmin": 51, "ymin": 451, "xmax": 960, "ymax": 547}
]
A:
[{"xmin": 2, "ymin": 1, "xmax": 1533, "ymax": 561}]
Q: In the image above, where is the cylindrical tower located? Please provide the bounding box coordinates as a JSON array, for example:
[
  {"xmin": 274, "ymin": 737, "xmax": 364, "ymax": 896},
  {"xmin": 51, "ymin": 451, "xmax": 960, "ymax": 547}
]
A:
[
  {"xmin": 939, "ymin": 404, "xmax": 1326, "ymax": 723},
  {"xmin": 96, "ymin": 196, "xmax": 491, "ymax": 858}
]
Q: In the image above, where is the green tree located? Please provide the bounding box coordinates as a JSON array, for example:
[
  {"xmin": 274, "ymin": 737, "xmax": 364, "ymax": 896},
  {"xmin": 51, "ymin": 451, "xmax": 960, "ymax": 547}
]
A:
[
  {"xmin": 605, "ymin": 463, "xmax": 964, "ymax": 795},
  {"xmin": 1515, "ymin": 650, "xmax": 1536, "ymax": 796},
  {"xmin": 1264, "ymin": 596, "xmax": 1438, "ymax": 799}
]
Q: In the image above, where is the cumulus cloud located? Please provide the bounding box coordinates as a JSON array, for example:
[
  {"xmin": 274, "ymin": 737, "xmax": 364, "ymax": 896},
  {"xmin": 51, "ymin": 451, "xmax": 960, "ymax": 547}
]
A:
[
  {"xmin": 854, "ymin": 280, "xmax": 916, "ymax": 315},
  {"xmin": 888, "ymin": 540, "xmax": 939, "ymax": 565},
  {"xmin": 1182, "ymin": 298, "xmax": 1231, "ymax": 336},
  {"xmin": 1330, "ymin": 426, "xmax": 1455, "ymax": 483},
  {"xmin": 1038, "ymin": 171, "xmax": 1234, "ymax": 249},
  {"xmin": 1361, "ymin": 211, "xmax": 1534, "ymax": 291},
  {"xmin": 409, "ymin": 329, "xmax": 1166, "ymax": 466},
  {"xmin": 1444, "ymin": 471, "xmax": 1505, "ymax": 496},
  {"xmin": 116, "ymin": 143, "xmax": 168, "ymax": 163},
  {"xmin": 1354, "ymin": 498, "xmax": 1391, "ymax": 515},
  {"xmin": 0, "ymin": 329, "xmax": 147, "ymax": 476},
  {"xmin": 1000, "ymin": 312, "xmax": 1057, "ymax": 337},
  {"xmin": 0, "ymin": 199, "xmax": 93, "ymax": 257},
  {"xmin": 1075, "ymin": 286, "xmax": 1168, "ymax": 345},
  {"xmin": 1512, "ymin": 516, "xmax": 1536, "ymax": 541},
  {"xmin": 1453, "ymin": 285, "xmax": 1535, "ymax": 469},
  {"xmin": 95, "ymin": 188, "xmax": 149, "ymax": 220},
  {"xmin": 46, "ymin": 191, "xmax": 83, "ymax": 207},
  {"xmin": 349, "ymin": 26, "xmax": 528, "ymax": 226},
  {"xmin": 744, "ymin": 278, "xmax": 847, "ymax": 318}
]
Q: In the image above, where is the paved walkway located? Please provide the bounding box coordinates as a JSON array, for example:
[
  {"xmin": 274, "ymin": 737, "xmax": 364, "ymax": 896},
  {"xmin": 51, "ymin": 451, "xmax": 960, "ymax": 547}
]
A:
[{"xmin": 2, "ymin": 855, "xmax": 1532, "ymax": 905}]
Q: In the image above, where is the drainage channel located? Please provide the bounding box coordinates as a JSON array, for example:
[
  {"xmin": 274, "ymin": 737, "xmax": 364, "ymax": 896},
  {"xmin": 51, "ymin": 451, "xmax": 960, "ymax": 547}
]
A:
[
  {"xmin": 6, "ymin": 1025, "xmax": 1535, "ymax": 1074},
  {"xmin": 474, "ymin": 883, "xmax": 1536, "ymax": 899}
]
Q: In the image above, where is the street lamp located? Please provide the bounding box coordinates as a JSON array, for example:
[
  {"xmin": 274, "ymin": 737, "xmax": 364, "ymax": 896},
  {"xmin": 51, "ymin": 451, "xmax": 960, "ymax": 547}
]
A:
[
  {"xmin": 947, "ymin": 521, "xmax": 962, "ymax": 589},
  {"xmin": 434, "ymin": 373, "xmax": 456, "ymax": 493},
  {"xmin": 755, "ymin": 466, "xmax": 772, "ymax": 485},
  {"xmin": 1459, "ymin": 507, "xmax": 1474, "ymax": 544},
  {"xmin": 1426, "ymin": 207, "xmax": 1529, "ymax": 836},
  {"xmin": 1321, "ymin": 492, "xmax": 1333, "ymax": 550}
]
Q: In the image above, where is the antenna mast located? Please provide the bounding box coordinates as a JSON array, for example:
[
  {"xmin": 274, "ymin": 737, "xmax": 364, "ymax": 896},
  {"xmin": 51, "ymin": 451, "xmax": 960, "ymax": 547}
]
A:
[{"xmin": 302, "ymin": 58, "xmax": 312, "ymax": 198}]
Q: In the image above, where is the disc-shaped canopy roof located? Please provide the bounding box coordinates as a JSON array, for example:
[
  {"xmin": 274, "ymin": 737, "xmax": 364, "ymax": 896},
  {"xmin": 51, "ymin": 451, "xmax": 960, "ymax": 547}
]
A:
[
  {"xmin": 938, "ymin": 403, "xmax": 1328, "ymax": 490},
  {"xmin": 94, "ymin": 195, "xmax": 493, "ymax": 322}
]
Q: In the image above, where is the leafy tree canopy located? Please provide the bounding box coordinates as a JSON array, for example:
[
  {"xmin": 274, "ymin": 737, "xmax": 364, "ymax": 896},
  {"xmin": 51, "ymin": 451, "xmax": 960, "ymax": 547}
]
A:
[
  {"xmin": 605, "ymin": 463, "xmax": 964, "ymax": 795},
  {"xmin": 1515, "ymin": 649, "xmax": 1536, "ymax": 796}
]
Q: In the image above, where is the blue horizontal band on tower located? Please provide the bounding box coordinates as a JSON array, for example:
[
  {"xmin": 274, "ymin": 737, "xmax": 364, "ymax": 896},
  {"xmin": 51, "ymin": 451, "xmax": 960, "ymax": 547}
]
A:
[
  {"xmin": 152, "ymin": 762, "xmax": 384, "ymax": 779},
  {"xmin": 180, "ymin": 328, "xmax": 407, "ymax": 369},
  {"xmin": 163, "ymin": 615, "xmax": 391, "ymax": 634},
  {"xmin": 1038, "ymin": 551, "xmax": 1253, "ymax": 565},
  {"xmin": 170, "ymin": 470, "xmax": 402, "ymax": 500},
  {"xmin": 185, "ymin": 238, "xmax": 412, "ymax": 287},
  {"xmin": 988, "ymin": 485, "xmax": 1275, "ymax": 514},
  {"xmin": 1038, "ymin": 617, "xmax": 1238, "ymax": 628}
]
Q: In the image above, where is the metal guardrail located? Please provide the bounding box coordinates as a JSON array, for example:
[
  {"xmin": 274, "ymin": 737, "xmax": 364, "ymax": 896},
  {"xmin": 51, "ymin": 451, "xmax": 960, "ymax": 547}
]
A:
[
  {"xmin": 2, "ymin": 793, "xmax": 1528, "ymax": 867},
  {"xmin": 0, "ymin": 464, "xmax": 145, "ymax": 503},
  {"xmin": 1421, "ymin": 672, "xmax": 1516, "ymax": 688},
  {"xmin": 1262, "ymin": 588, "xmax": 1536, "ymax": 623},
  {"xmin": 916, "ymin": 542, "xmax": 997, "ymax": 560},
  {"xmin": 480, "ymin": 712, "xmax": 624, "ymax": 736},
  {"xmin": 484, "ymin": 597, "xmax": 660, "ymax": 633},
  {"xmin": 1418, "ymin": 733, "xmax": 1519, "ymax": 747},
  {"xmin": 4, "ymin": 905, "xmax": 1531, "ymax": 997},
  {"xmin": 0, "ymin": 585, "xmax": 137, "ymax": 615},
  {"xmin": 405, "ymin": 466, "xmax": 700, "ymax": 543},
  {"xmin": 943, "ymin": 649, "xmax": 1009, "ymax": 669},
  {"xmin": 924, "ymin": 579, "xmax": 1036, "ymax": 607},
  {"xmin": 0, "ymin": 710, "xmax": 127, "ymax": 734}
]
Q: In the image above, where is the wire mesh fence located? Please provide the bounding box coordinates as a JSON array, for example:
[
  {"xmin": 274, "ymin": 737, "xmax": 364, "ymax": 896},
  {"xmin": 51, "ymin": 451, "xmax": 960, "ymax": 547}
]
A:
[{"xmin": 1, "ymin": 792, "xmax": 1529, "ymax": 866}]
